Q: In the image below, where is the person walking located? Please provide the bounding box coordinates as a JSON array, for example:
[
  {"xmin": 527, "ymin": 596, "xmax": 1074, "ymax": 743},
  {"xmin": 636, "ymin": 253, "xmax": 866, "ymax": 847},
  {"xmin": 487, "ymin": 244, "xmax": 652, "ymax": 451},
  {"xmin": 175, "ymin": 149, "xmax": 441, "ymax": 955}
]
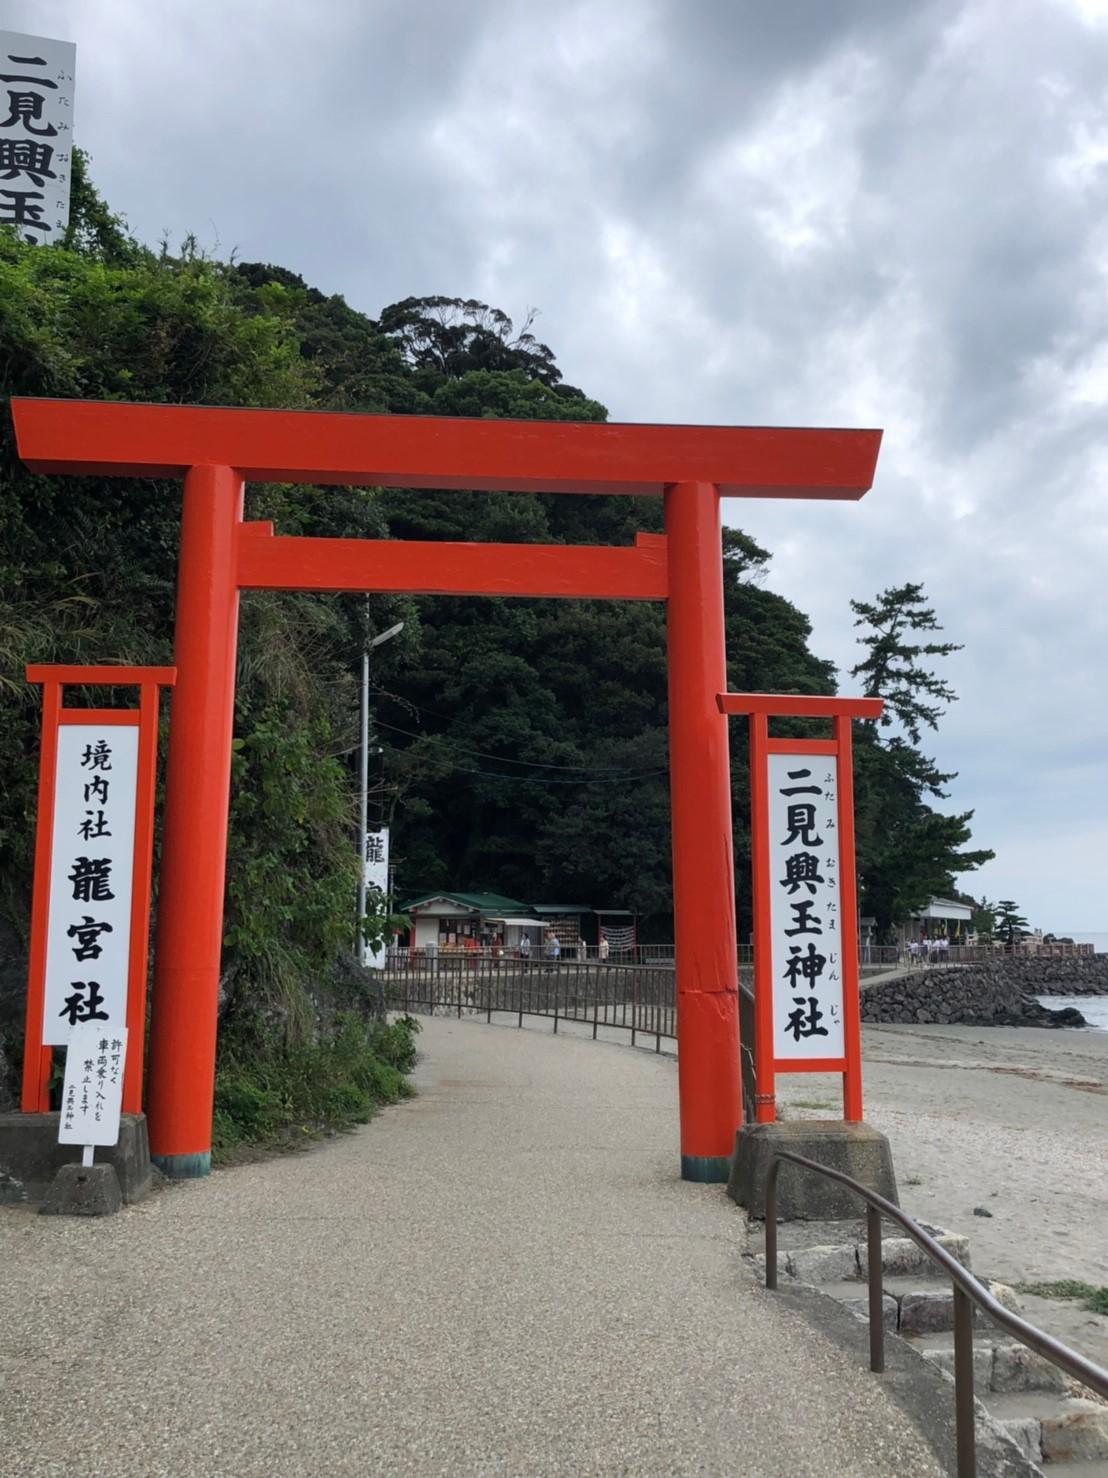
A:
[
  {"xmin": 576, "ymin": 936, "xmax": 587, "ymax": 962},
  {"xmin": 599, "ymin": 933, "xmax": 610, "ymax": 962},
  {"xmin": 519, "ymin": 932, "xmax": 531, "ymax": 962}
]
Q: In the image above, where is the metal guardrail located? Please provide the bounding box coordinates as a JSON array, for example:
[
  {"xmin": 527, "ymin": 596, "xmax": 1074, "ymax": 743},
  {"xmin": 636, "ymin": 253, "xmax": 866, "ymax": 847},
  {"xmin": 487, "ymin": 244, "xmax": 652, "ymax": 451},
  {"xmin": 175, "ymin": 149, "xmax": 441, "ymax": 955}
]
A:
[
  {"xmin": 382, "ymin": 958, "xmax": 682, "ymax": 1050},
  {"xmin": 764, "ymin": 1150, "xmax": 1108, "ymax": 1478}
]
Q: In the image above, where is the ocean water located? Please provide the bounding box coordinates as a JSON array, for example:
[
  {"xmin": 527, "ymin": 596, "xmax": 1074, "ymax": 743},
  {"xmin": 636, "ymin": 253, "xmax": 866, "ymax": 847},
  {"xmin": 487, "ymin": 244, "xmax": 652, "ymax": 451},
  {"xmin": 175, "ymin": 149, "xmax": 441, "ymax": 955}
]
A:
[{"xmin": 1036, "ymin": 995, "xmax": 1108, "ymax": 1031}]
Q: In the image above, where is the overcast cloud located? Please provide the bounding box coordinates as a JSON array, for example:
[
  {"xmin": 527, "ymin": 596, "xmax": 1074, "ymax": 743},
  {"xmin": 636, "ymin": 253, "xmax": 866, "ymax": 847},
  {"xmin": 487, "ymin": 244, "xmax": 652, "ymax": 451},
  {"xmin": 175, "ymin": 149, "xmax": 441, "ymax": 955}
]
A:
[{"xmin": 7, "ymin": 0, "xmax": 1108, "ymax": 935}]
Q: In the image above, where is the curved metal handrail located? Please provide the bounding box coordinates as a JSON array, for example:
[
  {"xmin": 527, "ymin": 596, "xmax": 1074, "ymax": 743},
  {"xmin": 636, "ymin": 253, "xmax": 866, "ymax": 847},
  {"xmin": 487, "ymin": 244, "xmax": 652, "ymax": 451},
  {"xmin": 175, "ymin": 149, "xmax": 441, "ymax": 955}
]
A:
[{"xmin": 765, "ymin": 1149, "xmax": 1108, "ymax": 1477}]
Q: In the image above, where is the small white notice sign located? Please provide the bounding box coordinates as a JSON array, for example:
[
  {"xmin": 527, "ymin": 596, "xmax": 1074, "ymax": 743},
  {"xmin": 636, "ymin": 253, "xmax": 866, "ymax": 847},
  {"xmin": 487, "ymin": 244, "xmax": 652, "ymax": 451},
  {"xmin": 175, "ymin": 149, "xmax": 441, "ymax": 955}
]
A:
[
  {"xmin": 768, "ymin": 752, "xmax": 845, "ymax": 1061},
  {"xmin": 58, "ymin": 1024, "xmax": 127, "ymax": 1147},
  {"xmin": 42, "ymin": 724, "xmax": 139, "ymax": 1045}
]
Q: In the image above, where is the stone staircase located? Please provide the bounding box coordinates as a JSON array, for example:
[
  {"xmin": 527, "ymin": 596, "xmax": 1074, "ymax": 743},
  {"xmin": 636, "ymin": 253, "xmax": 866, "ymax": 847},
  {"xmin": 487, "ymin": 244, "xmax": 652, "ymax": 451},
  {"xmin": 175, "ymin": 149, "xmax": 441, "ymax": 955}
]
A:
[{"xmin": 748, "ymin": 1219, "xmax": 1108, "ymax": 1475}]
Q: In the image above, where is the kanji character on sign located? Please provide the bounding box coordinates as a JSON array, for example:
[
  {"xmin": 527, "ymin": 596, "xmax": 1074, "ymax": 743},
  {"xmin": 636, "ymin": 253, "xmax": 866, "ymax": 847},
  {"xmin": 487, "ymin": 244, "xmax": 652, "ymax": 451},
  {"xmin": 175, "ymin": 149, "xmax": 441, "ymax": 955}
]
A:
[
  {"xmin": 784, "ymin": 899, "xmax": 823, "ymax": 937},
  {"xmin": 785, "ymin": 996, "xmax": 829, "ymax": 1041},
  {"xmin": 80, "ymin": 740, "xmax": 112, "ymax": 771},
  {"xmin": 0, "ymin": 187, "xmax": 47, "ymax": 234},
  {"xmin": 0, "ymin": 138, "xmax": 55, "ymax": 184},
  {"xmin": 78, "ymin": 809, "xmax": 111, "ymax": 840},
  {"xmin": 0, "ymin": 91, "xmax": 57, "ymax": 136},
  {"xmin": 69, "ymin": 856, "xmax": 114, "ymax": 903},
  {"xmin": 781, "ymin": 802, "xmax": 822, "ymax": 849},
  {"xmin": 58, "ymin": 980, "xmax": 109, "ymax": 1026},
  {"xmin": 782, "ymin": 941, "xmax": 827, "ymax": 989},
  {"xmin": 779, "ymin": 850, "xmax": 824, "ymax": 895},
  {"xmin": 67, "ymin": 915, "xmax": 113, "ymax": 962},
  {"xmin": 778, "ymin": 767, "xmax": 822, "ymax": 797}
]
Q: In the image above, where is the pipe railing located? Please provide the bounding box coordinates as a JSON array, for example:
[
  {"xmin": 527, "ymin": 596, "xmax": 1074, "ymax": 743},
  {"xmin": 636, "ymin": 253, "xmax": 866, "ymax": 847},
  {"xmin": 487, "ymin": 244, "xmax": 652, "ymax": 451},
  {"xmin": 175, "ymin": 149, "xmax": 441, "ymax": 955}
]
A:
[{"xmin": 764, "ymin": 1150, "xmax": 1108, "ymax": 1478}]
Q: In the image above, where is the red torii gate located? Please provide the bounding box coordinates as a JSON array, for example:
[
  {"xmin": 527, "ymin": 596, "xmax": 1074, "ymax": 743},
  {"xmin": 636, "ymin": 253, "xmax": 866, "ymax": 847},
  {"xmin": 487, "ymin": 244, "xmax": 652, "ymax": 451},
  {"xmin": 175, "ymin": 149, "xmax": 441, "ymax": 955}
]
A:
[{"xmin": 12, "ymin": 398, "xmax": 882, "ymax": 1183}]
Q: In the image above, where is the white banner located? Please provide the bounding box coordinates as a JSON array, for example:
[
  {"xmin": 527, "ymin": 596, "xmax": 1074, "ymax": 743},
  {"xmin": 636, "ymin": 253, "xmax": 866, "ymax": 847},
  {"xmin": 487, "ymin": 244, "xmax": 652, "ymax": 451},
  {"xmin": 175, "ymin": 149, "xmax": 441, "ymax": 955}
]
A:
[
  {"xmin": 42, "ymin": 725, "xmax": 138, "ymax": 1045},
  {"xmin": 768, "ymin": 753, "xmax": 845, "ymax": 1061},
  {"xmin": 58, "ymin": 1024, "xmax": 127, "ymax": 1146},
  {"xmin": 0, "ymin": 30, "xmax": 77, "ymax": 246},
  {"xmin": 361, "ymin": 827, "xmax": 389, "ymax": 968}
]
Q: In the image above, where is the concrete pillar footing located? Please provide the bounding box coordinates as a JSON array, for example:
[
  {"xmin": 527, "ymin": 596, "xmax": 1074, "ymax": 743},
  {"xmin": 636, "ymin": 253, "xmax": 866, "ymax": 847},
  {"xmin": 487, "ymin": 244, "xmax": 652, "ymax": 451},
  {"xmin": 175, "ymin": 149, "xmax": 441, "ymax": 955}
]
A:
[
  {"xmin": 39, "ymin": 1162, "xmax": 122, "ymax": 1216},
  {"xmin": 727, "ymin": 1119, "xmax": 899, "ymax": 1220}
]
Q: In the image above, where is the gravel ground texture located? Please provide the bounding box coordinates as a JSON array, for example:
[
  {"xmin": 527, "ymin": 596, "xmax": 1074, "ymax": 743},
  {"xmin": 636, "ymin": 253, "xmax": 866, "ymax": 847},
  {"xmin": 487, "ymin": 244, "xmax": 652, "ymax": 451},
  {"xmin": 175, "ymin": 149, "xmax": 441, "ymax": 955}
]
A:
[{"xmin": 0, "ymin": 1015, "xmax": 947, "ymax": 1478}]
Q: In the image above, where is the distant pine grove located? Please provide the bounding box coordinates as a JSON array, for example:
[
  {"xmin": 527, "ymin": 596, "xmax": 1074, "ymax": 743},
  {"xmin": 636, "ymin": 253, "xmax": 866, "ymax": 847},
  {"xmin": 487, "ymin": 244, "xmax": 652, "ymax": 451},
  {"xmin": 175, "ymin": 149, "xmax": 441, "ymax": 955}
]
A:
[{"xmin": 0, "ymin": 155, "xmax": 991, "ymax": 1079}]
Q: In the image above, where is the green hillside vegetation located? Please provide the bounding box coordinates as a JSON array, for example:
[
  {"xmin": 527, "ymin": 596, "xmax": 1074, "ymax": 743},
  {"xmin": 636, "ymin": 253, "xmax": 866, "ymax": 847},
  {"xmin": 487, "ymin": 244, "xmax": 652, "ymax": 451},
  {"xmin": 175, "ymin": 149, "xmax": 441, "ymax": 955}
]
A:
[{"xmin": 0, "ymin": 157, "xmax": 990, "ymax": 1128}]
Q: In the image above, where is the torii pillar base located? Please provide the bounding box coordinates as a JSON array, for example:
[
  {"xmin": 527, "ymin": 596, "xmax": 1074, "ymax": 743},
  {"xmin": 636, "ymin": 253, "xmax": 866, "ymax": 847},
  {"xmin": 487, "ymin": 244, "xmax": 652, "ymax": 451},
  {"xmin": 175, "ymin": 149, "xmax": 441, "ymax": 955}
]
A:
[{"xmin": 728, "ymin": 1120, "xmax": 899, "ymax": 1221}]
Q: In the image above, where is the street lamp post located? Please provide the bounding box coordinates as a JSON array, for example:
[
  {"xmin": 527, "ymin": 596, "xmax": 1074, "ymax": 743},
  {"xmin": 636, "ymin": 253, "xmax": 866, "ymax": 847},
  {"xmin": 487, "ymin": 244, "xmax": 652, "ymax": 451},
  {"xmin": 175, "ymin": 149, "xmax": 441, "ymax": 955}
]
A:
[{"xmin": 357, "ymin": 619, "xmax": 404, "ymax": 962}]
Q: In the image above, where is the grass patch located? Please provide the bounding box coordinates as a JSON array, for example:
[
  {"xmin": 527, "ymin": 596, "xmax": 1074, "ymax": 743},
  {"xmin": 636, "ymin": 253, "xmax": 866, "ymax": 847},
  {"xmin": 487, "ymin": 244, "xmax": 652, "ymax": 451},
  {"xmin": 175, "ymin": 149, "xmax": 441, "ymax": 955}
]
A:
[
  {"xmin": 1016, "ymin": 1280, "xmax": 1108, "ymax": 1316},
  {"xmin": 903, "ymin": 1175, "xmax": 924, "ymax": 1187},
  {"xmin": 211, "ymin": 1012, "xmax": 420, "ymax": 1163},
  {"xmin": 789, "ymin": 1099, "xmax": 835, "ymax": 1111}
]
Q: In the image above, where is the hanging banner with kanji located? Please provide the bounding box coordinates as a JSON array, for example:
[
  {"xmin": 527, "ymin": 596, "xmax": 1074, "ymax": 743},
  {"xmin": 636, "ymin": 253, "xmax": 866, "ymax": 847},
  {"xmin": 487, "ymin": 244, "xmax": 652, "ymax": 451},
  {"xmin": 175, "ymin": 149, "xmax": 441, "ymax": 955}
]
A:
[
  {"xmin": 42, "ymin": 724, "xmax": 139, "ymax": 1044},
  {"xmin": 768, "ymin": 752, "xmax": 844, "ymax": 1061},
  {"xmin": 362, "ymin": 826, "xmax": 390, "ymax": 969},
  {"xmin": 0, "ymin": 29, "xmax": 77, "ymax": 246}
]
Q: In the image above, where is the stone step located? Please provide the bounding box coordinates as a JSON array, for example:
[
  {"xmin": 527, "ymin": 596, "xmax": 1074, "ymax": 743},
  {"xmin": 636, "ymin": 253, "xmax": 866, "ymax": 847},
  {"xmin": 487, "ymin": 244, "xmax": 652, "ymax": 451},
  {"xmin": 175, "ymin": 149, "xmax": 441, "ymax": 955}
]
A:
[
  {"xmin": 982, "ymin": 1393, "xmax": 1108, "ymax": 1466},
  {"xmin": 813, "ymin": 1276, "xmax": 1022, "ymax": 1335},
  {"xmin": 909, "ymin": 1332, "xmax": 1069, "ymax": 1395},
  {"xmin": 748, "ymin": 1223, "xmax": 971, "ymax": 1285}
]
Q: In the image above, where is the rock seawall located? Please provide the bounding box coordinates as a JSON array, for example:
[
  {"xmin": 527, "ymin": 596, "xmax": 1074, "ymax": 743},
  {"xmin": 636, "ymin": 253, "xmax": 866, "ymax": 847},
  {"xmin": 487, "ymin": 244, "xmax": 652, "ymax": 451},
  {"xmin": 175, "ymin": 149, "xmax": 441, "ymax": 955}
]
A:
[{"xmin": 861, "ymin": 956, "xmax": 1104, "ymax": 1028}]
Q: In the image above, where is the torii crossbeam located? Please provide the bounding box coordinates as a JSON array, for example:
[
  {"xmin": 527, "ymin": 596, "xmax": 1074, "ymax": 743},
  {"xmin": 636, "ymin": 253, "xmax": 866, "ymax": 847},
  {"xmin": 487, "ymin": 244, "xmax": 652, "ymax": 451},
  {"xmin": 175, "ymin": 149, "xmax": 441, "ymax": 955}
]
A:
[{"xmin": 13, "ymin": 398, "xmax": 882, "ymax": 1183}]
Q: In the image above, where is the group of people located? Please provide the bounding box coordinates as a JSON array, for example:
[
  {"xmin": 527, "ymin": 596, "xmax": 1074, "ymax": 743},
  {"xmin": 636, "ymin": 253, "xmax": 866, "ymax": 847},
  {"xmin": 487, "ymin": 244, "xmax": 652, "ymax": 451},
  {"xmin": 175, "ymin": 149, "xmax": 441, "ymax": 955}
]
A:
[{"xmin": 907, "ymin": 936, "xmax": 951, "ymax": 964}]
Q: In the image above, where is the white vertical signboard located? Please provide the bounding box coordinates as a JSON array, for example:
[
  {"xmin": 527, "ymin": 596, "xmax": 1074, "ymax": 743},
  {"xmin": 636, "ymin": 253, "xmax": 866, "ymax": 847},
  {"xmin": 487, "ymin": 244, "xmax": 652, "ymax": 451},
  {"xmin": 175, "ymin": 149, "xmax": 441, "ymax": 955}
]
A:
[
  {"xmin": 768, "ymin": 753, "xmax": 845, "ymax": 1061},
  {"xmin": 42, "ymin": 725, "xmax": 139, "ymax": 1045},
  {"xmin": 0, "ymin": 30, "xmax": 77, "ymax": 246},
  {"xmin": 58, "ymin": 1024, "xmax": 128, "ymax": 1147},
  {"xmin": 362, "ymin": 826, "xmax": 390, "ymax": 968}
]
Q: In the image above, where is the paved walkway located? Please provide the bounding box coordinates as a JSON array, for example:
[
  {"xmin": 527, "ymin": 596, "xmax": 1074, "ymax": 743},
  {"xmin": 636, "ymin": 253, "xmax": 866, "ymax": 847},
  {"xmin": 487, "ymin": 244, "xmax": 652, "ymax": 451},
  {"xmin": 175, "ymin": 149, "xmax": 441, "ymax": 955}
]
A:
[{"xmin": 1, "ymin": 1018, "xmax": 945, "ymax": 1477}]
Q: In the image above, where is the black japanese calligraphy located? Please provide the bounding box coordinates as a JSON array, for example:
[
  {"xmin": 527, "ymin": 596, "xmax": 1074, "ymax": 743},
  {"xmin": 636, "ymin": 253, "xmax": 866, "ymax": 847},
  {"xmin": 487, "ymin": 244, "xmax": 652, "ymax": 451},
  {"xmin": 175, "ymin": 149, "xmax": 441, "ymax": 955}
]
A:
[
  {"xmin": 786, "ymin": 996, "xmax": 829, "ymax": 1041},
  {"xmin": 58, "ymin": 979, "xmax": 109, "ymax": 1026},
  {"xmin": 68, "ymin": 856, "xmax": 114, "ymax": 903},
  {"xmin": 783, "ymin": 941, "xmax": 827, "ymax": 988},
  {"xmin": 779, "ymin": 851, "xmax": 825, "ymax": 895},
  {"xmin": 66, "ymin": 915, "xmax": 113, "ymax": 961},
  {"xmin": 80, "ymin": 740, "xmax": 112, "ymax": 771}
]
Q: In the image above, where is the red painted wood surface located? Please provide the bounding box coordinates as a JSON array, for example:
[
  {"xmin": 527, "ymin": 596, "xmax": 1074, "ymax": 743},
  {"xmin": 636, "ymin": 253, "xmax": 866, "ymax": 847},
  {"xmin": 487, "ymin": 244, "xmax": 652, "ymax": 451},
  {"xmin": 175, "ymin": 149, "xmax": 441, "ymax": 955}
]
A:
[
  {"xmin": 238, "ymin": 529, "xmax": 668, "ymax": 600},
  {"xmin": 146, "ymin": 466, "xmax": 244, "ymax": 1165},
  {"xmin": 717, "ymin": 692, "xmax": 884, "ymax": 719},
  {"xmin": 11, "ymin": 398, "xmax": 883, "ymax": 499},
  {"xmin": 665, "ymin": 481, "xmax": 742, "ymax": 1171}
]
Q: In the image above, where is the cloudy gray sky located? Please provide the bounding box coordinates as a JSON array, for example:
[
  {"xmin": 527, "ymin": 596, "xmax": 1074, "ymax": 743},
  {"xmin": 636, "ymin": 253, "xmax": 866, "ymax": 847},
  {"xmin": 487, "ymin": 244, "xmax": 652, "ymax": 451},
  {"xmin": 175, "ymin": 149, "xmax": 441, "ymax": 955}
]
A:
[{"xmin": 8, "ymin": 0, "xmax": 1108, "ymax": 936}]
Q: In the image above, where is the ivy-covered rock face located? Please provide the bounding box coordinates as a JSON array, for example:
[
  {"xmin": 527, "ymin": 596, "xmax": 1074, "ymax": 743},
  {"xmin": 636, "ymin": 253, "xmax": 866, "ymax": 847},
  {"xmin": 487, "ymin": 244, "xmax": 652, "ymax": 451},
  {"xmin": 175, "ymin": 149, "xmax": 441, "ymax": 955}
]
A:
[{"xmin": 0, "ymin": 155, "xmax": 989, "ymax": 1114}]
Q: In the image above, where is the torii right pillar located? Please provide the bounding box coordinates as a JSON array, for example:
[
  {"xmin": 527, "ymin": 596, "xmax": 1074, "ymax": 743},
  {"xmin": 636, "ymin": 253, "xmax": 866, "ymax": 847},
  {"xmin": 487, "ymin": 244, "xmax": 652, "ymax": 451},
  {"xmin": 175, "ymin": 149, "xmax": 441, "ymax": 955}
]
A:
[{"xmin": 665, "ymin": 480, "xmax": 742, "ymax": 1181}]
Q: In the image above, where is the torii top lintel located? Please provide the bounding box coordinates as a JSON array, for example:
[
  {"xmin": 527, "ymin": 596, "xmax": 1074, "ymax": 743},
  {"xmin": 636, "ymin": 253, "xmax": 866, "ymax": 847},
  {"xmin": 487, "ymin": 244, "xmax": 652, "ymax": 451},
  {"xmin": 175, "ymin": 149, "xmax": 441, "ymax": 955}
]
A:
[{"xmin": 10, "ymin": 398, "xmax": 882, "ymax": 500}]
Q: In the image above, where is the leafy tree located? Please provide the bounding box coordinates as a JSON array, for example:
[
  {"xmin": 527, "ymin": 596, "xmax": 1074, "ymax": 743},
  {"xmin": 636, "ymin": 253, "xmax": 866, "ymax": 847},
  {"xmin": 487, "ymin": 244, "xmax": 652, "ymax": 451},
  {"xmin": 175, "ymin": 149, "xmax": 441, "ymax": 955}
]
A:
[
  {"xmin": 994, "ymin": 900, "xmax": 1029, "ymax": 951},
  {"xmin": 850, "ymin": 584, "xmax": 992, "ymax": 937},
  {"xmin": 971, "ymin": 897, "xmax": 997, "ymax": 940},
  {"xmin": 850, "ymin": 582, "xmax": 961, "ymax": 744}
]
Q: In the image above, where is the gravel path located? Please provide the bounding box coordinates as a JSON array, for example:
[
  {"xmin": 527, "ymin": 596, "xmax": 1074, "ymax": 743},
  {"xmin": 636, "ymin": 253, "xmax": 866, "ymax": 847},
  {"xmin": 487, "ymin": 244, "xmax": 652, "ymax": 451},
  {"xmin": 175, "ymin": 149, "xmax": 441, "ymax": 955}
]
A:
[{"xmin": 0, "ymin": 1016, "xmax": 946, "ymax": 1477}]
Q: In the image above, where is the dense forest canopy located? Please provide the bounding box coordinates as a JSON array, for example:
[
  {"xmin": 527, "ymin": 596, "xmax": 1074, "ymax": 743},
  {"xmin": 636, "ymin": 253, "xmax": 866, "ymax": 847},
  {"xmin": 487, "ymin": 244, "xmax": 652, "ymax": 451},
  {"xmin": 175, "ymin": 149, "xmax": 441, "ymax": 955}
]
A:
[{"xmin": 0, "ymin": 156, "xmax": 991, "ymax": 1079}]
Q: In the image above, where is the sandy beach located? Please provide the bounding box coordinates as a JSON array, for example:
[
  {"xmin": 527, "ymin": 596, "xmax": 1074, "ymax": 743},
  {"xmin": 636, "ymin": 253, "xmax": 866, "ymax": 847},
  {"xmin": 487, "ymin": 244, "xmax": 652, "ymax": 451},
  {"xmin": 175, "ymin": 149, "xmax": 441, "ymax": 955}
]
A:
[{"xmin": 780, "ymin": 1021, "xmax": 1108, "ymax": 1365}]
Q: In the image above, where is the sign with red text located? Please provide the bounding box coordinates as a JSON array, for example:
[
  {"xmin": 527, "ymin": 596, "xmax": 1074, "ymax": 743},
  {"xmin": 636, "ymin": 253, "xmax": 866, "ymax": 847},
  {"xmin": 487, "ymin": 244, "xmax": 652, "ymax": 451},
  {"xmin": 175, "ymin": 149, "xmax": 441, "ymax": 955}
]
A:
[
  {"xmin": 42, "ymin": 725, "xmax": 138, "ymax": 1045},
  {"xmin": 0, "ymin": 30, "xmax": 77, "ymax": 246},
  {"xmin": 768, "ymin": 752, "xmax": 844, "ymax": 1061}
]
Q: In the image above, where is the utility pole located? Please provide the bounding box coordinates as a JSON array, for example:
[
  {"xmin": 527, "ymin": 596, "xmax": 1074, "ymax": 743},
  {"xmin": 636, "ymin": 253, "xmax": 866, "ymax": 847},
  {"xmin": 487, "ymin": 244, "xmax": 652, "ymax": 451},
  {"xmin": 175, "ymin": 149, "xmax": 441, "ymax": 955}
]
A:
[{"xmin": 357, "ymin": 619, "xmax": 403, "ymax": 962}]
